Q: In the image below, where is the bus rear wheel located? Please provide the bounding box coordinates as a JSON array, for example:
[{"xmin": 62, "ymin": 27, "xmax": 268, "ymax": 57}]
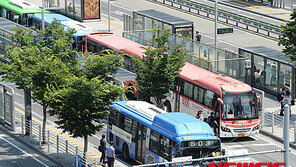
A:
[{"xmin": 122, "ymin": 144, "xmax": 129, "ymax": 161}]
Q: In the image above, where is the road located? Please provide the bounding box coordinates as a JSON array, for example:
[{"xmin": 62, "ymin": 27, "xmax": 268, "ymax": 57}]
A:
[
  {"xmin": 0, "ymin": 79, "xmax": 293, "ymax": 166},
  {"xmin": 0, "ymin": 128, "xmax": 59, "ymax": 167}
]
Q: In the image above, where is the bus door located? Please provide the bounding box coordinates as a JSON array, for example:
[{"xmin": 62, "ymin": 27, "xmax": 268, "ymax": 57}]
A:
[{"xmin": 136, "ymin": 123, "xmax": 146, "ymax": 162}]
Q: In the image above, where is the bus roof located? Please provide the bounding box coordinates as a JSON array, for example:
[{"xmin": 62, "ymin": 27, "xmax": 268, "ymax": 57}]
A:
[
  {"xmin": 86, "ymin": 32, "xmax": 146, "ymax": 59},
  {"xmin": 111, "ymin": 101, "xmax": 217, "ymax": 142},
  {"xmin": 1, "ymin": 0, "xmax": 43, "ymax": 14},
  {"xmin": 61, "ymin": 21, "xmax": 99, "ymax": 37},
  {"xmin": 180, "ymin": 62, "xmax": 252, "ymax": 95},
  {"xmin": 33, "ymin": 14, "xmax": 73, "ymax": 25}
]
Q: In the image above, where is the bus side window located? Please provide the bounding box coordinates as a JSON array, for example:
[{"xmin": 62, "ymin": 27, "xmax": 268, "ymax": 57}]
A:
[
  {"xmin": 184, "ymin": 82, "xmax": 193, "ymax": 98},
  {"xmin": 149, "ymin": 130, "xmax": 160, "ymax": 154},
  {"xmin": 109, "ymin": 110, "xmax": 117, "ymax": 126},
  {"xmin": 124, "ymin": 116, "xmax": 133, "ymax": 133},
  {"xmin": 198, "ymin": 87, "xmax": 205, "ymax": 104},
  {"xmin": 131, "ymin": 121, "xmax": 138, "ymax": 142},
  {"xmin": 117, "ymin": 112, "xmax": 125, "ymax": 129}
]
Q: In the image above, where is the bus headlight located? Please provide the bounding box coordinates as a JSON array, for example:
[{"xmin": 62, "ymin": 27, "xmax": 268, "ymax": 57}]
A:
[
  {"xmin": 221, "ymin": 126, "xmax": 231, "ymax": 132},
  {"xmin": 252, "ymin": 124, "xmax": 260, "ymax": 131}
]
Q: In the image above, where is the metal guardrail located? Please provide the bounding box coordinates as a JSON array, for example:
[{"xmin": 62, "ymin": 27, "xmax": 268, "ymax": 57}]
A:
[
  {"xmin": 13, "ymin": 109, "xmax": 103, "ymax": 167},
  {"xmin": 150, "ymin": 0, "xmax": 282, "ymax": 37}
]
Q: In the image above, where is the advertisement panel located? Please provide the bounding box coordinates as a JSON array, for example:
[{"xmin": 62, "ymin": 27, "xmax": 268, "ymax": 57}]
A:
[
  {"xmin": 84, "ymin": 0, "xmax": 100, "ymax": 20},
  {"xmin": 4, "ymin": 93, "xmax": 12, "ymax": 126}
]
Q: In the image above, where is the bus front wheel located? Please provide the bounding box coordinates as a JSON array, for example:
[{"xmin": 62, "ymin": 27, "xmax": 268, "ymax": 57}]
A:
[{"xmin": 122, "ymin": 143, "xmax": 129, "ymax": 161}]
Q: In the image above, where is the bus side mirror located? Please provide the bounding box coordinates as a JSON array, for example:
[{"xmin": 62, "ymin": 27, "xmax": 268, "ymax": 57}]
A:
[
  {"xmin": 217, "ymin": 98, "xmax": 223, "ymax": 104},
  {"xmin": 221, "ymin": 149, "xmax": 226, "ymax": 156}
]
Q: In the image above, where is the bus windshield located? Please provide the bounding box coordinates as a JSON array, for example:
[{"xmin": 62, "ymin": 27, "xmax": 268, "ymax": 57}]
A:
[
  {"xmin": 178, "ymin": 140, "xmax": 220, "ymax": 159},
  {"xmin": 222, "ymin": 93, "xmax": 259, "ymax": 120}
]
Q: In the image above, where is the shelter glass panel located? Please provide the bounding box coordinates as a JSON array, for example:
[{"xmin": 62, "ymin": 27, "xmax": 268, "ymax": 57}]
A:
[
  {"xmin": 145, "ymin": 17, "xmax": 153, "ymax": 30},
  {"xmin": 265, "ymin": 59, "xmax": 278, "ymax": 92},
  {"xmin": 253, "ymin": 55, "xmax": 265, "ymax": 89},
  {"xmin": 280, "ymin": 63, "xmax": 291, "ymax": 91}
]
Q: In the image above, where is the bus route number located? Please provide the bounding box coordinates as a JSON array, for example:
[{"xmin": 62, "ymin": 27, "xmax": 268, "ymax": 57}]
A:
[{"xmin": 182, "ymin": 98, "xmax": 190, "ymax": 107}]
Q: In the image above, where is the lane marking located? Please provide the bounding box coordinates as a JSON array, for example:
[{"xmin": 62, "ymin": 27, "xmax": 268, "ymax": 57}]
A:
[
  {"xmin": 14, "ymin": 107, "xmax": 103, "ymax": 159},
  {"xmin": 254, "ymin": 135, "xmax": 296, "ymax": 156},
  {"xmin": 226, "ymin": 143, "xmax": 274, "ymax": 148},
  {"xmin": 0, "ymin": 136, "xmax": 50, "ymax": 167},
  {"xmin": 143, "ymin": 0, "xmax": 279, "ymax": 43}
]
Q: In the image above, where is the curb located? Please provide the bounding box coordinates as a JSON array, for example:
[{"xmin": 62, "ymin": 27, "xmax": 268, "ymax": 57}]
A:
[
  {"xmin": 260, "ymin": 129, "xmax": 296, "ymax": 149},
  {"xmin": 0, "ymin": 125, "xmax": 64, "ymax": 167}
]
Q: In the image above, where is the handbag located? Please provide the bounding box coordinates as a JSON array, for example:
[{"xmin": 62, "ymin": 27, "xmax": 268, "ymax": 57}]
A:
[{"xmin": 98, "ymin": 145, "xmax": 103, "ymax": 152}]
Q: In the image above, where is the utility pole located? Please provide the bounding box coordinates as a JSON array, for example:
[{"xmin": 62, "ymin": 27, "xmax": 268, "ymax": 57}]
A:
[{"xmin": 284, "ymin": 104, "xmax": 290, "ymax": 167}]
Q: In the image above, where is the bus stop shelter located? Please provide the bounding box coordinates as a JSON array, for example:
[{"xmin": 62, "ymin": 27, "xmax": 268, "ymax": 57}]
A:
[
  {"xmin": 133, "ymin": 10, "xmax": 194, "ymax": 39},
  {"xmin": 239, "ymin": 46, "xmax": 295, "ymax": 99}
]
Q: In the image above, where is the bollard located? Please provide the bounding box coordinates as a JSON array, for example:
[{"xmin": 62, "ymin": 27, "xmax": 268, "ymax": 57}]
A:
[
  {"xmin": 48, "ymin": 130, "xmax": 50, "ymax": 153},
  {"xmin": 283, "ymin": 104, "xmax": 289, "ymax": 167},
  {"xmin": 272, "ymin": 113, "xmax": 274, "ymax": 133},
  {"xmin": 39, "ymin": 124, "xmax": 41, "ymax": 147},
  {"xmin": 66, "ymin": 140, "xmax": 68, "ymax": 164},
  {"xmin": 30, "ymin": 121, "xmax": 32, "ymax": 142},
  {"xmin": 57, "ymin": 135, "xmax": 59, "ymax": 158},
  {"xmin": 76, "ymin": 146, "xmax": 78, "ymax": 167},
  {"xmin": 21, "ymin": 116, "xmax": 24, "ymax": 136}
]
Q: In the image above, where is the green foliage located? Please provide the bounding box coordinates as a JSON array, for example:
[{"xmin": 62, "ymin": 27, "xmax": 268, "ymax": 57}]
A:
[
  {"xmin": 46, "ymin": 53, "xmax": 124, "ymax": 138},
  {"xmin": 279, "ymin": 9, "xmax": 296, "ymax": 61},
  {"xmin": 132, "ymin": 28, "xmax": 186, "ymax": 106}
]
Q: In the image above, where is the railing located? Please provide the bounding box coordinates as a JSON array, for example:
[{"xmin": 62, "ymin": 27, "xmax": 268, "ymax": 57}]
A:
[
  {"xmin": 13, "ymin": 109, "xmax": 103, "ymax": 167},
  {"xmin": 123, "ymin": 30, "xmax": 247, "ymax": 82},
  {"xmin": 150, "ymin": 0, "xmax": 282, "ymax": 37}
]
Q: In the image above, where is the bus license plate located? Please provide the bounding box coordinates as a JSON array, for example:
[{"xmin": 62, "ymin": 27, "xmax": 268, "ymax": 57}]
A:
[{"xmin": 238, "ymin": 133, "xmax": 245, "ymax": 137}]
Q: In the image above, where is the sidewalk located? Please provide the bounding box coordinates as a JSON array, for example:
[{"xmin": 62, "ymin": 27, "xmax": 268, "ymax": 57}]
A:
[{"xmin": 0, "ymin": 106, "xmax": 128, "ymax": 167}]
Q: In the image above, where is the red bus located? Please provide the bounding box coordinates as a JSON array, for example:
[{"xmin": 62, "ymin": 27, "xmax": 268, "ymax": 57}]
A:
[
  {"xmin": 85, "ymin": 32, "xmax": 261, "ymax": 138},
  {"xmin": 164, "ymin": 62, "xmax": 260, "ymax": 137},
  {"xmin": 85, "ymin": 32, "xmax": 147, "ymax": 99}
]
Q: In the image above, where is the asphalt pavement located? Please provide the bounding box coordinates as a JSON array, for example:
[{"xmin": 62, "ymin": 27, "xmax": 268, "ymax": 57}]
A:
[{"xmin": 0, "ymin": 128, "xmax": 59, "ymax": 167}]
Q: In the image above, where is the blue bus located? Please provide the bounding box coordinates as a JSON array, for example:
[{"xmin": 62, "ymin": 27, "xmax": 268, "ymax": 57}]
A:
[
  {"xmin": 32, "ymin": 13, "xmax": 99, "ymax": 52},
  {"xmin": 108, "ymin": 101, "xmax": 224, "ymax": 166}
]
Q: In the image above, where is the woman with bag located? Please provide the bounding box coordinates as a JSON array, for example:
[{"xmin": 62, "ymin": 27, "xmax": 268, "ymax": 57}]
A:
[
  {"xmin": 99, "ymin": 134, "xmax": 107, "ymax": 164},
  {"xmin": 282, "ymin": 90, "xmax": 292, "ymax": 117}
]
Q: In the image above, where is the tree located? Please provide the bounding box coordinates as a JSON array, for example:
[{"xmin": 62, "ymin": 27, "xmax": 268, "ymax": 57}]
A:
[
  {"xmin": 279, "ymin": 8, "xmax": 296, "ymax": 61},
  {"xmin": 1, "ymin": 20, "xmax": 77, "ymax": 142},
  {"xmin": 45, "ymin": 51, "xmax": 124, "ymax": 162},
  {"xmin": 132, "ymin": 28, "xmax": 187, "ymax": 107},
  {"xmin": 0, "ymin": 27, "xmax": 37, "ymax": 135}
]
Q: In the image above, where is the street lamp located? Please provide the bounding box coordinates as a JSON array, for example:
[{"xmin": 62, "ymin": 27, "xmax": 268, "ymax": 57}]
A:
[
  {"xmin": 41, "ymin": 7, "xmax": 63, "ymax": 31},
  {"xmin": 215, "ymin": 0, "xmax": 218, "ymax": 50}
]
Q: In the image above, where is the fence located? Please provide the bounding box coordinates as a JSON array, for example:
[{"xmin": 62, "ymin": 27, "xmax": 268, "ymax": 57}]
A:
[
  {"xmin": 148, "ymin": 0, "xmax": 281, "ymax": 37},
  {"xmin": 122, "ymin": 30, "xmax": 247, "ymax": 81},
  {"xmin": 12, "ymin": 108, "xmax": 103, "ymax": 167}
]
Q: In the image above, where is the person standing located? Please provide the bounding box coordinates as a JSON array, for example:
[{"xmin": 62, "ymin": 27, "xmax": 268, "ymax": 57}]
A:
[
  {"xmin": 99, "ymin": 134, "xmax": 107, "ymax": 164},
  {"xmin": 195, "ymin": 31, "xmax": 201, "ymax": 42},
  {"xmin": 208, "ymin": 112, "xmax": 218, "ymax": 134},
  {"xmin": 279, "ymin": 88, "xmax": 286, "ymax": 116},
  {"xmin": 106, "ymin": 141, "xmax": 115, "ymax": 167},
  {"xmin": 282, "ymin": 90, "xmax": 292, "ymax": 117},
  {"xmin": 196, "ymin": 110, "xmax": 203, "ymax": 120}
]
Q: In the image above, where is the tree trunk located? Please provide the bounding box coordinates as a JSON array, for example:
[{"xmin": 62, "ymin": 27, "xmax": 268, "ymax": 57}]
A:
[
  {"xmin": 42, "ymin": 104, "xmax": 47, "ymax": 144},
  {"xmin": 24, "ymin": 87, "xmax": 31, "ymax": 136},
  {"xmin": 83, "ymin": 135, "xmax": 88, "ymax": 167},
  {"xmin": 156, "ymin": 97, "xmax": 162, "ymax": 108}
]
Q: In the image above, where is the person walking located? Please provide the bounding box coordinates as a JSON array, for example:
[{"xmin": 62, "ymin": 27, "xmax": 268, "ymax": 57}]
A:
[
  {"xmin": 282, "ymin": 90, "xmax": 292, "ymax": 117},
  {"xmin": 196, "ymin": 110, "xmax": 203, "ymax": 120},
  {"xmin": 99, "ymin": 134, "xmax": 107, "ymax": 164},
  {"xmin": 106, "ymin": 141, "xmax": 115, "ymax": 167},
  {"xmin": 279, "ymin": 88, "xmax": 286, "ymax": 116},
  {"xmin": 195, "ymin": 31, "xmax": 201, "ymax": 42}
]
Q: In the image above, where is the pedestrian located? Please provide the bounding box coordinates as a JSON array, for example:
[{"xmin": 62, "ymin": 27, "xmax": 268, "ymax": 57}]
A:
[
  {"xmin": 99, "ymin": 134, "xmax": 107, "ymax": 164},
  {"xmin": 279, "ymin": 88, "xmax": 286, "ymax": 116},
  {"xmin": 195, "ymin": 31, "xmax": 201, "ymax": 42},
  {"xmin": 196, "ymin": 110, "xmax": 203, "ymax": 120},
  {"xmin": 106, "ymin": 141, "xmax": 115, "ymax": 167},
  {"xmin": 208, "ymin": 112, "xmax": 218, "ymax": 134},
  {"xmin": 282, "ymin": 90, "xmax": 292, "ymax": 117}
]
